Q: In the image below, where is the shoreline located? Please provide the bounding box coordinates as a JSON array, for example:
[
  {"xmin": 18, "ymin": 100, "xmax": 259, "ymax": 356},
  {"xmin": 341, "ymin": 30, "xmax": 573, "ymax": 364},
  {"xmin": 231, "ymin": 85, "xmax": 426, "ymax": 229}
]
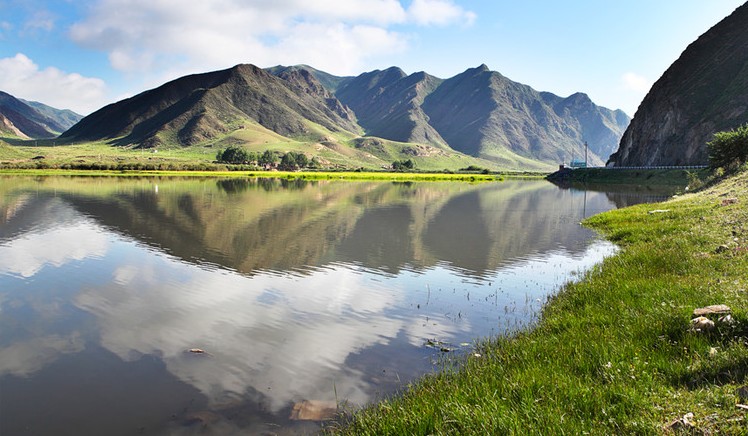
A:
[
  {"xmin": 327, "ymin": 169, "xmax": 748, "ymax": 434},
  {"xmin": 0, "ymin": 168, "xmax": 549, "ymax": 182}
]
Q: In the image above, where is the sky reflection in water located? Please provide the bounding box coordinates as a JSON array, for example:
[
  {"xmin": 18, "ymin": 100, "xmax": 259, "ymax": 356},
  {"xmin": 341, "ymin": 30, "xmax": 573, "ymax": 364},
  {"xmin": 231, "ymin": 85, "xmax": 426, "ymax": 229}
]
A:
[{"xmin": 0, "ymin": 177, "xmax": 669, "ymax": 435}]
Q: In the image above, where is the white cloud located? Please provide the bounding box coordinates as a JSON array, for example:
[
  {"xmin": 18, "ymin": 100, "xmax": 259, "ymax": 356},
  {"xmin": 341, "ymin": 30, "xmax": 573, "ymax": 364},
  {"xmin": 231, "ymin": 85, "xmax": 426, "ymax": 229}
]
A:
[
  {"xmin": 68, "ymin": 0, "xmax": 474, "ymax": 79},
  {"xmin": 0, "ymin": 21, "xmax": 12, "ymax": 39},
  {"xmin": 621, "ymin": 72, "xmax": 651, "ymax": 93},
  {"xmin": 407, "ymin": 0, "xmax": 476, "ymax": 26},
  {"xmin": 0, "ymin": 53, "xmax": 108, "ymax": 114},
  {"xmin": 22, "ymin": 10, "xmax": 56, "ymax": 36}
]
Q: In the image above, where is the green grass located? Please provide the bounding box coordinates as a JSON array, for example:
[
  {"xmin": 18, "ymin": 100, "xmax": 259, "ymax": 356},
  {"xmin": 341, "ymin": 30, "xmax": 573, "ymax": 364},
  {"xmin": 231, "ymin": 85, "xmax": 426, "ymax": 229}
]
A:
[
  {"xmin": 0, "ymin": 132, "xmax": 545, "ymax": 173},
  {"xmin": 0, "ymin": 168, "xmax": 509, "ymax": 182},
  {"xmin": 549, "ymin": 167, "xmax": 712, "ymax": 187},
  {"xmin": 327, "ymin": 169, "xmax": 748, "ymax": 435}
]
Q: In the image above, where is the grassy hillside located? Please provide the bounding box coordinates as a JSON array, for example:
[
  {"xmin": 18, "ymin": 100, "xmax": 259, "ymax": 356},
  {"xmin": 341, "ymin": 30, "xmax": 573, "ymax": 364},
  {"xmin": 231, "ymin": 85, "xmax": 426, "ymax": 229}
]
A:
[
  {"xmin": 0, "ymin": 134, "xmax": 527, "ymax": 172},
  {"xmin": 329, "ymin": 168, "xmax": 748, "ymax": 434}
]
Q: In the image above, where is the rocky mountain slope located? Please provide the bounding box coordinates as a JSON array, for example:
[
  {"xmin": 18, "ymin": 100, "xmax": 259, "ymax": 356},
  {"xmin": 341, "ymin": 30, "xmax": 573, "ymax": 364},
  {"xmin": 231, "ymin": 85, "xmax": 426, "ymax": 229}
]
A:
[
  {"xmin": 609, "ymin": 2, "xmax": 748, "ymax": 166},
  {"xmin": 328, "ymin": 64, "xmax": 628, "ymax": 166},
  {"xmin": 59, "ymin": 62, "xmax": 629, "ymax": 168},
  {"xmin": 0, "ymin": 91, "xmax": 82, "ymax": 139}
]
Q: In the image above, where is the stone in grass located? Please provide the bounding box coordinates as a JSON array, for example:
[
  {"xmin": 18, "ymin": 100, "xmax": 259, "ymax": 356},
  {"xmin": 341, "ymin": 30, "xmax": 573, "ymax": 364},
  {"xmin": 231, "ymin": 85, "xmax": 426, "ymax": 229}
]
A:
[
  {"xmin": 737, "ymin": 385, "xmax": 748, "ymax": 402},
  {"xmin": 691, "ymin": 316, "xmax": 715, "ymax": 332},
  {"xmin": 692, "ymin": 305, "xmax": 731, "ymax": 317},
  {"xmin": 664, "ymin": 412, "xmax": 694, "ymax": 431},
  {"xmin": 715, "ymin": 245, "xmax": 730, "ymax": 254}
]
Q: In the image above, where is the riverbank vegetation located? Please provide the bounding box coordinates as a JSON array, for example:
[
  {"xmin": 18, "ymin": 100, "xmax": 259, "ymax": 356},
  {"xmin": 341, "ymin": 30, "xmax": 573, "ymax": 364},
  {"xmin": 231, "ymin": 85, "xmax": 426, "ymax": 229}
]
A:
[
  {"xmin": 0, "ymin": 168, "xmax": 525, "ymax": 182},
  {"xmin": 328, "ymin": 167, "xmax": 748, "ymax": 434}
]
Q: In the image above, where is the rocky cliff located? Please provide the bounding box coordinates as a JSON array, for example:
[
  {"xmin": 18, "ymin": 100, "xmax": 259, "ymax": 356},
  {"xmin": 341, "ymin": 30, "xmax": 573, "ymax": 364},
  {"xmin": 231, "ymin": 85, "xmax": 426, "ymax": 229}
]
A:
[{"xmin": 609, "ymin": 3, "xmax": 748, "ymax": 166}]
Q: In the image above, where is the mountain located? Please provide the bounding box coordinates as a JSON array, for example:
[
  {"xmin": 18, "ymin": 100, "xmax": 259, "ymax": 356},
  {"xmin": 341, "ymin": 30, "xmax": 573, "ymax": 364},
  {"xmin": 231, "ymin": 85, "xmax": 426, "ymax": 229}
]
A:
[
  {"xmin": 60, "ymin": 64, "xmax": 361, "ymax": 147},
  {"xmin": 609, "ymin": 3, "xmax": 748, "ymax": 167},
  {"xmin": 266, "ymin": 64, "xmax": 351, "ymax": 92},
  {"xmin": 59, "ymin": 62, "xmax": 628, "ymax": 169},
  {"xmin": 334, "ymin": 67, "xmax": 449, "ymax": 148},
  {"xmin": 302, "ymin": 64, "xmax": 628, "ymax": 167},
  {"xmin": 0, "ymin": 91, "xmax": 82, "ymax": 139},
  {"xmin": 420, "ymin": 65, "xmax": 628, "ymax": 166},
  {"xmin": 20, "ymin": 99, "xmax": 83, "ymax": 131}
]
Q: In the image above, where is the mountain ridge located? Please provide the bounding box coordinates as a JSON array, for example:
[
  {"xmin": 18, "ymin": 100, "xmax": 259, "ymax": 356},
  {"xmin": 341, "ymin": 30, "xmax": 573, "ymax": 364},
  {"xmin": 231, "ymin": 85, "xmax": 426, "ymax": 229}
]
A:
[
  {"xmin": 0, "ymin": 91, "xmax": 82, "ymax": 139},
  {"xmin": 56, "ymin": 62, "xmax": 629, "ymax": 169}
]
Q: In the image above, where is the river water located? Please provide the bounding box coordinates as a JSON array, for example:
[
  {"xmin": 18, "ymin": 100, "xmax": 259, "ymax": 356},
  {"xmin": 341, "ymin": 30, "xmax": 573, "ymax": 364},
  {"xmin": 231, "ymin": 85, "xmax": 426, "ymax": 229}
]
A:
[{"xmin": 0, "ymin": 176, "xmax": 672, "ymax": 435}]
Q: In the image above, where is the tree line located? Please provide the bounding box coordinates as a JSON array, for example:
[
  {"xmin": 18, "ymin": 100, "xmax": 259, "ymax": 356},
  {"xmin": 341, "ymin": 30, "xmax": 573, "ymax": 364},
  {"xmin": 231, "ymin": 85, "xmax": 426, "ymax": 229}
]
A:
[
  {"xmin": 217, "ymin": 146, "xmax": 419, "ymax": 171},
  {"xmin": 215, "ymin": 146, "xmax": 321, "ymax": 170}
]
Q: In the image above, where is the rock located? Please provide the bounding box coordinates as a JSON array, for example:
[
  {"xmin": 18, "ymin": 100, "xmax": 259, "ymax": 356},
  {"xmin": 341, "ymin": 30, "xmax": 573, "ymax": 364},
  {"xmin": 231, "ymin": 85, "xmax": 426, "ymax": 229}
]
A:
[
  {"xmin": 721, "ymin": 198, "xmax": 738, "ymax": 206},
  {"xmin": 648, "ymin": 209, "xmax": 671, "ymax": 214},
  {"xmin": 718, "ymin": 314, "xmax": 735, "ymax": 325},
  {"xmin": 183, "ymin": 410, "xmax": 221, "ymax": 427},
  {"xmin": 715, "ymin": 245, "xmax": 730, "ymax": 254},
  {"xmin": 693, "ymin": 305, "xmax": 731, "ymax": 317},
  {"xmin": 289, "ymin": 400, "xmax": 337, "ymax": 421},
  {"xmin": 691, "ymin": 316, "xmax": 715, "ymax": 332},
  {"xmin": 737, "ymin": 385, "xmax": 748, "ymax": 402},
  {"xmin": 665, "ymin": 412, "xmax": 695, "ymax": 431}
]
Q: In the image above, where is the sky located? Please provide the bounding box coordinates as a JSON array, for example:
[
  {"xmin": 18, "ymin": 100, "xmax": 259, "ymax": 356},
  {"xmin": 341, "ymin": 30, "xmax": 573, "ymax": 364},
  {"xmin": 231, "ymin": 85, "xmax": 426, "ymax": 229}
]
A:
[{"xmin": 0, "ymin": 0, "xmax": 744, "ymax": 116}]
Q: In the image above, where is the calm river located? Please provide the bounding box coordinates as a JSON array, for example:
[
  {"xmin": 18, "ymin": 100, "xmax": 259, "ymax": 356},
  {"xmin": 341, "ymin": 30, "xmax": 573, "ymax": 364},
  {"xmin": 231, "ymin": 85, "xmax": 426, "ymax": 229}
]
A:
[{"xmin": 0, "ymin": 176, "xmax": 671, "ymax": 435}]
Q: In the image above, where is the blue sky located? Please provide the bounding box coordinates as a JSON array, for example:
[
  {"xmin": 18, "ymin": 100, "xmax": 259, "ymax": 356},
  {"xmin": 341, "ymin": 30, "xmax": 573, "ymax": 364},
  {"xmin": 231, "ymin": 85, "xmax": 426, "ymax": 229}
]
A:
[{"xmin": 0, "ymin": 0, "xmax": 744, "ymax": 115}]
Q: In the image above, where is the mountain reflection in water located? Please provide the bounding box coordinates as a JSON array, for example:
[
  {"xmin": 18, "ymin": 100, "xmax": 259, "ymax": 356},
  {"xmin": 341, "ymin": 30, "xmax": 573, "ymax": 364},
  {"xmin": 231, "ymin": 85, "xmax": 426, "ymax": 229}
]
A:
[{"xmin": 0, "ymin": 176, "xmax": 671, "ymax": 435}]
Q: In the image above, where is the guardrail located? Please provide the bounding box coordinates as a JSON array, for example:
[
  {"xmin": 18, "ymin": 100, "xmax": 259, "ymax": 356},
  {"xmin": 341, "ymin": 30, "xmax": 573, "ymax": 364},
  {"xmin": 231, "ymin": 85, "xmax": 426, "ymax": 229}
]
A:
[{"xmin": 570, "ymin": 165, "xmax": 709, "ymax": 170}]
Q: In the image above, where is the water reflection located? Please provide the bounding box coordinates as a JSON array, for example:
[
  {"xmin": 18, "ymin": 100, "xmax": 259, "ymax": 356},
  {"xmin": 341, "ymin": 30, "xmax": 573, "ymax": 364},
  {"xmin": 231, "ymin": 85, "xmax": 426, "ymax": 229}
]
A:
[{"xmin": 0, "ymin": 176, "xmax": 669, "ymax": 435}]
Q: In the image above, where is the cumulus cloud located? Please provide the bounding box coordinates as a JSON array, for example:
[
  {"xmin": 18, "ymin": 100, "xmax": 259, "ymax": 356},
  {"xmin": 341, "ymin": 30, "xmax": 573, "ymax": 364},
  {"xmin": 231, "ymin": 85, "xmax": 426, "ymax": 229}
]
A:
[
  {"xmin": 0, "ymin": 53, "xmax": 108, "ymax": 114},
  {"xmin": 622, "ymin": 72, "xmax": 651, "ymax": 93},
  {"xmin": 68, "ymin": 0, "xmax": 475, "ymax": 78}
]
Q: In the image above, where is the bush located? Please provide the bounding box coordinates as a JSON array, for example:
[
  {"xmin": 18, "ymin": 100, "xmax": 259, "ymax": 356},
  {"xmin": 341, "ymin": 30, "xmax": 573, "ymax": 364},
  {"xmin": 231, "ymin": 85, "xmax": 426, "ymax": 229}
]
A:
[
  {"xmin": 708, "ymin": 123, "xmax": 748, "ymax": 170},
  {"xmin": 392, "ymin": 159, "xmax": 415, "ymax": 171}
]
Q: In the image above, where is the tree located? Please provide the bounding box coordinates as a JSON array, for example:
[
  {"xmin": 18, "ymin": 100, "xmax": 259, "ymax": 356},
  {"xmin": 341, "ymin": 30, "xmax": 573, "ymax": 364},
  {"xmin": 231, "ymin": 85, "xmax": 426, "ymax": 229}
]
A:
[
  {"xmin": 216, "ymin": 146, "xmax": 249, "ymax": 164},
  {"xmin": 708, "ymin": 123, "xmax": 748, "ymax": 170},
  {"xmin": 280, "ymin": 152, "xmax": 297, "ymax": 170},
  {"xmin": 259, "ymin": 150, "xmax": 279, "ymax": 166},
  {"xmin": 295, "ymin": 152, "xmax": 309, "ymax": 168}
]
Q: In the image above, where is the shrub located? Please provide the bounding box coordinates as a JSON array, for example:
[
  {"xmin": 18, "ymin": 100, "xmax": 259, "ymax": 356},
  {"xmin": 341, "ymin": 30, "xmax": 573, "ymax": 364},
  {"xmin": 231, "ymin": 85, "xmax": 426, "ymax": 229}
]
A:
[
  {"xmin": 392, "ymin": 159, "xmax": 415, "ymax": 171},
  {"xmin": 708, "ymin": 123, "xmax": 748, "ymax": 171}
]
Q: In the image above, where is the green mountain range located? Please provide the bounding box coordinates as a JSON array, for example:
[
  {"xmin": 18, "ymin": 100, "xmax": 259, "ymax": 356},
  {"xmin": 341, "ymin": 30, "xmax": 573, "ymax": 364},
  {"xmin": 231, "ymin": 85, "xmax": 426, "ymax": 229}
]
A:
[
  {"xmin": 52, "ymin": 63, "xmax": 630, "ymax": 170},
  {"xmin": 609, "ymin": 2, "xmax": 748, "ymax": 166},
  {"xmin": 0, "ymin": 91, "xmax": 82, "ymax": 139}
]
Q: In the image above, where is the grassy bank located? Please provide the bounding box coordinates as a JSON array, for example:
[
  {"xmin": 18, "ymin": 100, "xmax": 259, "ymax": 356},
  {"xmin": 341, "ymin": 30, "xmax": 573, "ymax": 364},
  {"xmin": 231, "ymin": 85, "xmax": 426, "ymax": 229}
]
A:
[
  {"xmin": 0, "ymin": 168, "xmax": 522, "ymax": 182},
  {"xmin": 547, "ymin": 167, "xmax": 711, "ymax": 187},
  {"xmin": 329, "ymin": 169, "xmax": 748, "ymax": 434}
]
